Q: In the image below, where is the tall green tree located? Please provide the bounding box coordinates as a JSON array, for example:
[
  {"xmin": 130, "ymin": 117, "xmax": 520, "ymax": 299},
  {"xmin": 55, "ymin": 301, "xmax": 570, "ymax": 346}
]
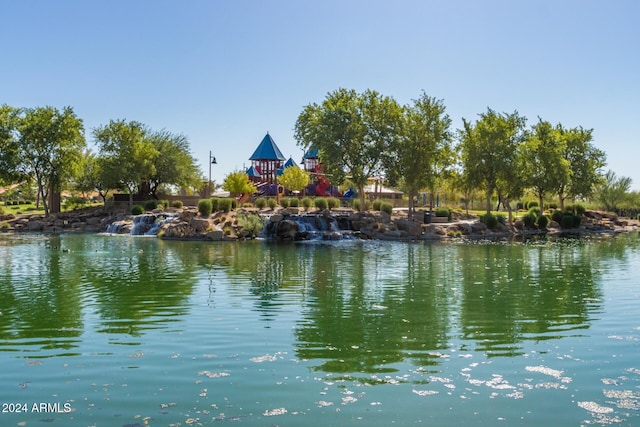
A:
[
  {"xmin": 93, "ymin": 119, "xmax": 156, "ymax": 207},
  {"xmin": 18, "ymin": 106, "xmax": 85, "ymax": 216},
  {"xmin": 558, "ymin": 126, "xmax": 606, "ymax": 209},
  {"xmin": 522, "ymin": 119, "xmax": 570, "ymax": 210},
  {"xmin": 294, "ymin": 88, "xmax": 403, "ymax": 211},
  {"xmin": 142, "ymin": 130, "xmax": 201, "ymax": 199},
  {"xmin": 0, "ymin": 105, "xmax": 23, "ymax": 185},
  {"xmin": 384, "ymin": 92, "xmax": 453, "ymax": 219},
  {"xmin": 72, "ymin": 149, "xmax": 99, "ymax": 199},
  {"xmin": 459, "ymin": 108, "xmax": 527, "ymax": 217},
  {"xmin": 596, "ymin": 170, "xmax": 632, "ymax": 212}
]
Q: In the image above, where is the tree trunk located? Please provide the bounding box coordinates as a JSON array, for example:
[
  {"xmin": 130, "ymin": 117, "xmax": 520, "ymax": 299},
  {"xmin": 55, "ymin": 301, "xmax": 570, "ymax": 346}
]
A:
[
  {"xmin": 357, "ymin": 184, "xmax": 367, "ymax": 211},
  {"xmin": 505, "ymin": 197, "xmax": 513, "ymax": 224},
  {"xmin": 539, "ymin": 195, "xmax": 543, "ymax": 213},
  {"xmin": 486, "ymin": 184, "xmax": 493, "ymax": 216},
  {"xmin": 407, "ymin": 188, "xmax": 415, "ymax": 220}
]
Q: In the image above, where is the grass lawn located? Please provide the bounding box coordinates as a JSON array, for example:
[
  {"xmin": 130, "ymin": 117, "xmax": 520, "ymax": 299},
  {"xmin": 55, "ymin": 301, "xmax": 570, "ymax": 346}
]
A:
[{"xmin": 1, "ymin": 201, "xmax": 103, "ymax": 216}]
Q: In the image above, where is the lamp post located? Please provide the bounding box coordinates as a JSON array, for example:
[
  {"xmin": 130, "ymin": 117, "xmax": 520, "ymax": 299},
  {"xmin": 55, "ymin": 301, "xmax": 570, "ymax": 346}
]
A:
[{"xmin": 208, "ymin": 151, "xmax": 217, "ymax": 198}]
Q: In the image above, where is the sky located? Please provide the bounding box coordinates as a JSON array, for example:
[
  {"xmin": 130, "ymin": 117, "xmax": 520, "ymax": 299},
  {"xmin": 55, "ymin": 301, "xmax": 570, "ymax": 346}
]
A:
[{"xmin": 1, "ymin": 0, "xmax": 638, "ymax": 189}]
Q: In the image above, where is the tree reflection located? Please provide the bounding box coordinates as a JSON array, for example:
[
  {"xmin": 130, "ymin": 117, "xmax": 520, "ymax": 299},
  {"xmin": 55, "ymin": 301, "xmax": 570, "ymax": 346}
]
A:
[{"xmin": 294, "ymin": 242, "xmax": 453, "ymax": 373}]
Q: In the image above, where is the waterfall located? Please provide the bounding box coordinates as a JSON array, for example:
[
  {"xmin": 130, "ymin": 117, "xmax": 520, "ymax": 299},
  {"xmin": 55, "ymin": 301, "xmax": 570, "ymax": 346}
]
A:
[
  {"xmin": 263, "ymin": 213, "xmax": 352, "ymax": 241},
  {"xmin": 104, "ymin": 213, "xmax": 178, "ymax": 236}
]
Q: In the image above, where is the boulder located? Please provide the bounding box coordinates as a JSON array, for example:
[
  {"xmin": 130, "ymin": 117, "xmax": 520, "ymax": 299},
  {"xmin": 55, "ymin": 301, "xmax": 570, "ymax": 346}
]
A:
[
  {"xmin": 27, "ymin": 220, "xmax": 44, "ymax": 231},
  {"xmin": 471, "ymin": 221, "xmax": 487, "ymax": 234},
  {"xmin": 206, "ymin": 230, "xmax": 224, "ymax": 241},
  {"xmin": 395, "ymin": 219, "xmax": 422, "ymax": 237},
  {"xmin": 190, "ymin": 217, "xmax": 211, "ymax": 233},
  {"xmin": 270, "ymin": 214, "xmax": 284, "ymax": 223}
]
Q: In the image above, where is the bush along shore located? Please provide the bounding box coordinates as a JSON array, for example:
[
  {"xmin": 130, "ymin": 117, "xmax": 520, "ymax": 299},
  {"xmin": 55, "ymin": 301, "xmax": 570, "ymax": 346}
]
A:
[{"xmin": 1, "ymin": 203, "xmax": 638, "ymax": 242}]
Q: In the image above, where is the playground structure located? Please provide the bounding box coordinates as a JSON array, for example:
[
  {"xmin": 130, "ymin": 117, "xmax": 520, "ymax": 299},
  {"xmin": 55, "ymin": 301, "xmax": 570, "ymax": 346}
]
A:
[{"xmin": 246, "ymin": 135, "xmax": 342, "ymax": 198}]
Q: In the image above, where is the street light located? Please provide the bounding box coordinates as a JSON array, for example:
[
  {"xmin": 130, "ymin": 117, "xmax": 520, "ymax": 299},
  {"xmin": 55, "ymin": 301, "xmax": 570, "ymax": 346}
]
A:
[{"xmin": 208, "ymin": 151, "xmax": 217, "ymax": 198}]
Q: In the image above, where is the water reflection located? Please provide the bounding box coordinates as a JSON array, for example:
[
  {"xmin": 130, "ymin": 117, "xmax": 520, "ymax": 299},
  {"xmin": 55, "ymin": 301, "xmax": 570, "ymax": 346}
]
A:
[
  {"xmin": 0, "ymin": 233, "xmax": 635, "ymax": 367},
  {"xmin": 0, "ymin": 234, "xmax": 199, "ymax": 354},
  {"xmin": 292, "ymin": 238, "xmax": 629, "ymax": 373}
]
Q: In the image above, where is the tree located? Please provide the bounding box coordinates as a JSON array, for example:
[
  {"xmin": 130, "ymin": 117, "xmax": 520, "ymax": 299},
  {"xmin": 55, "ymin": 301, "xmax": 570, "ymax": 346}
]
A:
[
  {"xmin": 294, "ymin": 88, "xmax": 403, "ymax": 211},
  {"xmin": 558, "ymin": 126, "xmax": 606, "ymax": 209},
  {"xmin": 142, "ymin": 130, "xmax": 201, "ymax": 199},
  {"xmin": 459, "ymin": 108, "xmax": 527, "ymax": 217},
  {"xmin": 93, "ymin": 120, "xmax": 157, "ymax": 207},
  {"xmin": 222, "ymin": 170, "xmax": 257, "ymax": 197},
  {"xmin": 384, "ymin": 92, "xmax": 453, "ymax": 219},
  {"xmin": 278, "ymin": 166, "xmax": 310, "ymax": 194},
  {"xmin": 522, "ymin": 119, "xmax": 570, "ymax": 210},
  {"xmin": 0, "ymin": 105, "xmax": 23, "ymax": 185},
  {"xmin": 17, "ymin": 106, "xmax": 85, "ymax": 216},
  {"xmin": 72, "ymin": 149, "xmax": 100, "ymax": 199},
  {"xmin": 596, "ymin": 170, "xmax": 632, "ymax": 212}
]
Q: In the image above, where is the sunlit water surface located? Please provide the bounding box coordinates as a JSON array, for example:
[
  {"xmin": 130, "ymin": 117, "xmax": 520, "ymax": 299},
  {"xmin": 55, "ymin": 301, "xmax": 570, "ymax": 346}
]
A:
[{"xmin": 0, "ymin": 233, "xmax": 639, "ymax": 426}]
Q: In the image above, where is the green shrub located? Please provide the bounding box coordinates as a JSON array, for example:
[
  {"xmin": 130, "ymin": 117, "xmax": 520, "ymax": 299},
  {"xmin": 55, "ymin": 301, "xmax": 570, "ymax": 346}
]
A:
[
  {"xmin": 231, "ymin": 199, "xmax": 237, "ymax": 210},
  {"xmin": 528, "ymin": 207, "xmax": 541, "ymax": 217},
  {"xmin": 572, "ymin": 214, "xmax": 582, "ymax": 228},
  {"xmin": 144, "ymin": 199, "xmax": 158, "ymax": 210},
  {"xmin": 480, "ymin": 213, "xmax": 498, "ymax": 230},
  {"xmin": 279, "ymin": 197, "xmax": 289, "ymax": 208},
  {"xmin": 523, "ymin": 213, "xmax": 537, "ymax": 228},
  {"xmin": 327, "ymin": 197, "xmax": 340, "ymax": 210},
  {"xmin": 564, "ymin": 204, "xmax": 575, "ymax": 214},
  {"xmin": 267, "ymin": 198, "xmax": 277, "ymax": 209},
  {"xmin": 559, "ymin": 213, "xmax": 581, "ymax": 229},
  {"xmin": 63, "ymin": 196, "xmax": 87, "ymax": 210},
  {"xmin": 301, "ymin": 197, "xmax": 312, "ymax": 210},
  {"xmin": 289, "ymin": 197, "xmax": 299, "ymax": 207},
  {"xmin": 218, "ymin": 198, "xmax": 232, "ymax": 213},
  {"xmin": 435, "ymin": 208, "xmax": 451, "ymax": 220},
  {"xmin": 527, "ymin": 201, "xmax": 538, "ymax": 209},
  {"xmin": 496, "ymin": 214, "xmax": 506, "ymax": 225},
  {"xmin": 314, "ymin": 197, "xmax": 328, "ymax": 210},
  {"xmin": 236, "ymin": 213, "xmax": 265, "ymax": 238},
  {"xmin": 159, "ymin": 199, "xmax": 169, "ymax": 209},
  {"xmin": 255, "ymin": 197, "xmax": 267, "ymax": 209},
  {"xmin": 210, "ymin": 197, "xmax": 219, "ymax": 212},
  {"xmin": 548, "ymin": 203, "xmax": 558, "ymax": 210},
  {"xmin": 516, "ymin": 201, "xmax": 525, "ymax": 210},
  {"xmin": 131, "ymin": 204, "xmax": 144, "ymax": 215},
  {"xmin": 551, "ymin": 210, "xmax": 564, "ymax": 223},
  {"xmin": 171, "ymin": 200, "xmax": 183, "ymax": 209},
  {"xmin": 560, "ymin": 214, "xmax": 574, "ymax": 229},
  {"xmin": 536, "ymin": 215, "xmax": 550, "ymax": 229},
  {"xmin": 574, "ymin": 203, "xmax": 586, "ymax": 216},
  {"xmin": 380, "ymin": 202, "xmax": 393, "ymax": 215},
  {"xmin": 372, "ymin": 199, "xmax": 382, "ymax": 211},
  {"xmin": 352, "ymin": 199, "xmax": 371, "ymax": 211},
  {"xmin": 198, "ymin": 199, "xmax": 213, "ymax": 217}
]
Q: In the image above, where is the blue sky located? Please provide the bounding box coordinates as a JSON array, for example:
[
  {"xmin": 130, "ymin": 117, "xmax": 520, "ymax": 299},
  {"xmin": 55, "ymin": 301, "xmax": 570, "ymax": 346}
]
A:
[{"xmin": 2, "ymin": 1, "xmax": 638, "ymax": 189}]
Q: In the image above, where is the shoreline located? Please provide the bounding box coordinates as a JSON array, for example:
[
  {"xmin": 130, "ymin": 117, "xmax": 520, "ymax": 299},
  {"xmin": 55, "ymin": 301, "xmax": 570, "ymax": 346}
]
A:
[{"xmin": 1, "ymin": 205, "xmax": 637, "ymax": 243}]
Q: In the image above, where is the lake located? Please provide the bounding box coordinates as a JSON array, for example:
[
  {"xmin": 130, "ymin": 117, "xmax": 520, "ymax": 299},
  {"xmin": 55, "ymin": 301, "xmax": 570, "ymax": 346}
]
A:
[{"xmin": 0, "ymin": 233, "xmax": 639, "ymax": 426}]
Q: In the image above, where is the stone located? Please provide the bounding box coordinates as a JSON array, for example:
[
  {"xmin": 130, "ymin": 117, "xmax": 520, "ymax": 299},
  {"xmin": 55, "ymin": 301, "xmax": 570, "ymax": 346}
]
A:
[
  {"xmin": 206, "ymin": 230, "xmax": 224, "ymax": 241},
  {"xmin": 190, "ymin": 217, "xmax": 211, "ymax": 233},
  {"xmin": 471, "ymin": 222, "xmax": 487, "ymax": 233},
  {"xmin": 395, "ymin": 219, "xmax": 422, "ymax": 237},
  {"xmin": 27, "ymin": 220, "xmax": 44, "ymax": 231}
]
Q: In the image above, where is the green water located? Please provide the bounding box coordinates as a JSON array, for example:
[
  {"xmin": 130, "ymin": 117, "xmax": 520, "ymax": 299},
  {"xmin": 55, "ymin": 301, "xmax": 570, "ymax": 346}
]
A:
[{"xmin": 0, "ymin": 233, "xmax": 639, "ymax": 426}]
